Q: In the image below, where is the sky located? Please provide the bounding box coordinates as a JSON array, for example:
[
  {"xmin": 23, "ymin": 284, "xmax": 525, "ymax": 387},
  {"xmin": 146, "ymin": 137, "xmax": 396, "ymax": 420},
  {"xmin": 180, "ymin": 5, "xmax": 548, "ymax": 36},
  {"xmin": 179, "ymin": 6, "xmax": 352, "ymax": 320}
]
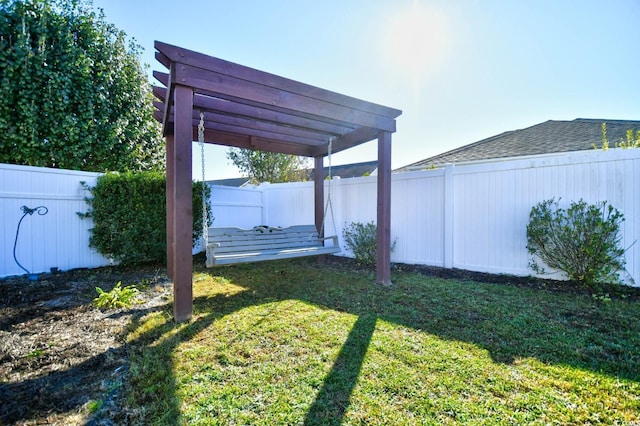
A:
[{"xmin": 92, "ymin": 0, "xmax": 640, "ymax": 180}]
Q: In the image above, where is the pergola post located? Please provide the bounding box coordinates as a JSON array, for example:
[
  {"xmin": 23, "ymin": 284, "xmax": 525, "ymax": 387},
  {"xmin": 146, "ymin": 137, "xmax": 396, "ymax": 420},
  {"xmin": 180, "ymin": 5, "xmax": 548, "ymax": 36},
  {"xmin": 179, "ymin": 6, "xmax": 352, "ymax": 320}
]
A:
[
  {"xmin": 376, "ymin": 131, "xmax": 392, "ymax": 285},
  {"xmin": 166, "ymin": 134, "xmax": 174, "ymax": 279},
  {"xmin": 172, "ymin": 84, "xmax": 194, "ymax": 322},
  {"xmin": 314, "ymin": 156, "xmax": 325, "ymax": 236}
]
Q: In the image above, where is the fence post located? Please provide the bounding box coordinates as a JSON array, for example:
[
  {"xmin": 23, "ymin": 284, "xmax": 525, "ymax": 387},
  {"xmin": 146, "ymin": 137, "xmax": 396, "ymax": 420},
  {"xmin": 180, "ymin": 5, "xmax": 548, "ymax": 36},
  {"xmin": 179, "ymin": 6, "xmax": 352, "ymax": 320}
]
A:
[
  {"xmin": 444, "ymin": 164, "xmax": 455, "ymax": 269},
  {"xmin": 260, "ymin": 182, "xmax": 270, "ymax": 225}
]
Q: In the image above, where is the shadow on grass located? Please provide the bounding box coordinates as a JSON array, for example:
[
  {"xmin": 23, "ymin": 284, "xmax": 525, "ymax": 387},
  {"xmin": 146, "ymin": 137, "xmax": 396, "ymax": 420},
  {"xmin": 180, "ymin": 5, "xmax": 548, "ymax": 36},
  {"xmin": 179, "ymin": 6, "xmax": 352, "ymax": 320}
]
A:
[
  {"xmin": 206, "ymin": 256, "xmax": 640, "ymax": 373},
  {"xmin": 122, "ymin": 289, "xmax": 379, "ymax": 425},
  {"xmin": 304, "ymin": 313, "xmax": 377, "ymax": 426},
  {"xmin": 124, "ymin": 256, "xmax": 640, "ymax": 424},
  {"xmin": 119, "ymin": 291, "xmax": 252, "ymax": 424}
]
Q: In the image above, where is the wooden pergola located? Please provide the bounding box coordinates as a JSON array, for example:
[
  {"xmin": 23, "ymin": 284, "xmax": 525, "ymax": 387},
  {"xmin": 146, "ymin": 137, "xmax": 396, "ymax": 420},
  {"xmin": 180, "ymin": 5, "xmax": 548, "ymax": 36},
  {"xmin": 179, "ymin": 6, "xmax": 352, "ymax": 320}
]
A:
[{"xmin": 153, "ymin": 41, "xmax": 402, "ymax": 322}]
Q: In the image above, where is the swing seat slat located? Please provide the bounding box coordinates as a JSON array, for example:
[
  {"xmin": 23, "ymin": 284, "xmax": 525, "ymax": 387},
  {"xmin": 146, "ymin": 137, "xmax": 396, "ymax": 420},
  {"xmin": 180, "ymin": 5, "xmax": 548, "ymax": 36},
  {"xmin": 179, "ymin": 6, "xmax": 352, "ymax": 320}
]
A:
[{"xmin": 205, "ymin": 225, "xmax": 340, "ymax": 267}]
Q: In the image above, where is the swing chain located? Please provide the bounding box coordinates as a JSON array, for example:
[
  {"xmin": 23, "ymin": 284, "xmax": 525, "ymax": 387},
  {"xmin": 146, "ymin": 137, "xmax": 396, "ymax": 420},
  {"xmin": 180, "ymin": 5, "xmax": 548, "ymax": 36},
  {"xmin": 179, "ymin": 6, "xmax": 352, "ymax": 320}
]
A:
[
  {"xmin": 320, "ymin": 137, "xmax": 337, "ymax": 241},
  {"xmin": 198, "ymin": 111, "xmax": 209, "ymax": 247}
]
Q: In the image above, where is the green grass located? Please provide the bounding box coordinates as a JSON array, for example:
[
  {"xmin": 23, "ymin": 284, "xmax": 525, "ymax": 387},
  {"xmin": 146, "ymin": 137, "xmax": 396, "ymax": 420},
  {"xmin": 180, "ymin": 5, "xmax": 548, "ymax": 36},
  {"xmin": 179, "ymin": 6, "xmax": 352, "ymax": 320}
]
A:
[{"xmin": 123, "ymin": 258, "xmax": 640, "ymax": 425}]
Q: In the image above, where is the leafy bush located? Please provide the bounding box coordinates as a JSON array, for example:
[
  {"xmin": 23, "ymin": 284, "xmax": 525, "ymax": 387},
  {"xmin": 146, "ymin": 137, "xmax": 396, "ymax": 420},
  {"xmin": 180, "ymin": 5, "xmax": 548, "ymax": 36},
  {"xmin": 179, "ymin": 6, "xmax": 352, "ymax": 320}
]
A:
[
  {"xmin": 79, "ymin": 171, "xmax": 211, "ymax": 265},
  {"xmin": 526, "ymin": 198, "xmax": 628, "ymax": 287},
  {"xmin": 0, "ymin": 0, "xmax": 164, "ymax": 172},
  {"xmin": 342, "ymin": 221, "xmax": 396, "ymax": 267},
  {"xmin": 93, "ymin": 281, "xmax": 140, "ymax": 309}
]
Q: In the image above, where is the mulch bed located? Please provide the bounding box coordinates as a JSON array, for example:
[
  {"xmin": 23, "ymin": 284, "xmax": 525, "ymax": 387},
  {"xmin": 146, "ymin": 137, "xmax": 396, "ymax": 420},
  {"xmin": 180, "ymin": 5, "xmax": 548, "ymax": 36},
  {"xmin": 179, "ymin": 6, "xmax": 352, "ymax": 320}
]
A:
[{"xmin": 0, "ymin": 265, "xmax": 171, "ymax": 425}]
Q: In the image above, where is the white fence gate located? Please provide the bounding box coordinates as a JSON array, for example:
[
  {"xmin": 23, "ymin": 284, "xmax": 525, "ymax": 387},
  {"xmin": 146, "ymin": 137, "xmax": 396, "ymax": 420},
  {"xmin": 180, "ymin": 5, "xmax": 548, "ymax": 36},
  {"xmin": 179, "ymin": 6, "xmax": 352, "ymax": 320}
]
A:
[{"xmin": 2, "ymin": 148, "xmax": 639, "ymax": 286}]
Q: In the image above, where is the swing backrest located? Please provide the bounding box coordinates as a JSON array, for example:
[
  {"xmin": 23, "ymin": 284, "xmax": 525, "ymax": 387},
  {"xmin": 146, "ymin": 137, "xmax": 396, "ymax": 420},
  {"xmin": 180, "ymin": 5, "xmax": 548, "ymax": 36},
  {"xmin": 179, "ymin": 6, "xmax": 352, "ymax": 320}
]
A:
[{"xmin": 206, "ymin": 225, "xmax": 340, "ymax": 266}]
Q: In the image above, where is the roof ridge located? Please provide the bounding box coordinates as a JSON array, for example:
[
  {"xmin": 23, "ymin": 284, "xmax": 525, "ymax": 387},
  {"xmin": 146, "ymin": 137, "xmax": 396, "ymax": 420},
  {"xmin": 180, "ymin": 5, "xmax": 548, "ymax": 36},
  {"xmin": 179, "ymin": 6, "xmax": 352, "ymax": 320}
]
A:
[
  {"xmin": 575, "ymin": 118, "xmax": 640, "ymax": 123},
  {"xmin": 397, "ymin": 118, "xmax": 640, "ymax": 171}
]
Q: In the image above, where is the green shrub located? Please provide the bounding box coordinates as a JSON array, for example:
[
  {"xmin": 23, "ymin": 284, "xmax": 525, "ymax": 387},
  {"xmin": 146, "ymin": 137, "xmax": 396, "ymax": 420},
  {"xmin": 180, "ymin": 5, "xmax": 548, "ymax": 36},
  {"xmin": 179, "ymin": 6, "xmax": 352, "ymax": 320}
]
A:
[
  {"xmin": 93, "ymin": 281, "xmax": 140, "ymax": 309},
  {"xmin": 79, "ymin": 171, "xmax": 211, "ymax": 265},
  {"xmin": 526, "ymin": 198, "xmax": 628, "ymax": 287},
  {"xmin": 342, "ymin": 221, "xmax": 396, "ymax": 267}
]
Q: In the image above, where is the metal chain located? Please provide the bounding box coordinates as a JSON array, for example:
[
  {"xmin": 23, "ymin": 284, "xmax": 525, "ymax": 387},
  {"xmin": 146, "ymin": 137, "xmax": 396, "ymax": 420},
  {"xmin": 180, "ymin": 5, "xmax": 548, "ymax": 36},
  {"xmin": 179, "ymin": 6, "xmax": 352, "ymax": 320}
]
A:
[
  {"xmin": 198, "ymin": 111, "xmax": 209, "ymax": 247},
  {"xmin": 321, "ymin": 137, "xmax": 337, "ymax": 239}
]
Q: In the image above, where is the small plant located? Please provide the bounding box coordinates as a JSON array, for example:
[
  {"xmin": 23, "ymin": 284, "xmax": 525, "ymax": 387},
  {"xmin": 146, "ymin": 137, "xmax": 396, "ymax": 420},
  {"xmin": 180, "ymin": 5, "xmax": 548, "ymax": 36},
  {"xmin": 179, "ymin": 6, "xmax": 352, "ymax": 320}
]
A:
[
  {"xmin": 26, "ymin": 349, "xmax": 44, "ymax": 358},
  {"xmin": 93, "ymin": 281, "xmax": 140, "ymax": 309},
  {"xmin": 617, "ymin": 128, "xmax": 640, "ymax": 149},
  {"xmin": 86, "ymin": 399, "xmax": 104, "ymax": 414},
  {"xmin": 592, "ymin": 293, "xmax": 612, "ymax": 303},
  {"xmin": 526, "ymin": 198, "xmax": 628, "ymax": 287},
  {"xmin": 342, "ymin": 221, "xmax": 396, "ymax": 266},
  {"xmin": 596, "ymin": 122, "xmax": 610, "ymax": 150},
  {"xmin": 595, "ymin": 123, "xmax": 640, "ymax": 150}
]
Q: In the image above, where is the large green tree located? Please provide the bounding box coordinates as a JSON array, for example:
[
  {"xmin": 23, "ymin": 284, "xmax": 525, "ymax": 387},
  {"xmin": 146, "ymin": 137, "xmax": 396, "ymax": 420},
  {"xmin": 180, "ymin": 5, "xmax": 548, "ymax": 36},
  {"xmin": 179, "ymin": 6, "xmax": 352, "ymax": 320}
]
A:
[
  {"xmin": 227, "ymin": 148, "xmax": 309, "ymax": 184},
  {"xmin": 0, "ymin": 0, "xmax": 163, "ymax": 171}
]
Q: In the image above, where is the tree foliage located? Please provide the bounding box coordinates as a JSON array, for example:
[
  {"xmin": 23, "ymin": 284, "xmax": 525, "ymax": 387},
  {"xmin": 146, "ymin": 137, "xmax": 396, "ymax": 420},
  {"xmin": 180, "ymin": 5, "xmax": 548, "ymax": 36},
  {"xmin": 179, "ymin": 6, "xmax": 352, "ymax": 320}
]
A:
[
  {"xmin": 0, "ymin": 0, "xmax": 164, "ymax": 172},
  {"xmin": 226, "ymin": 148, "xmax": 309, "ymax": 184},
  {"xmin": 596, "ymin": 122, "xmax": 640, "ymax": 150}
]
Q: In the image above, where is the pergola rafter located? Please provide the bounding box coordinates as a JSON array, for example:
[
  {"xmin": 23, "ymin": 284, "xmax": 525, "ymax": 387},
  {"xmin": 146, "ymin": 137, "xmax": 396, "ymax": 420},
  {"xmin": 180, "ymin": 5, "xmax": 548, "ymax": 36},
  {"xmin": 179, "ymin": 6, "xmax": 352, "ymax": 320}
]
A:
[{"xmin": 153, "ymin": 41, "xmax": 401, "ymax": 322}]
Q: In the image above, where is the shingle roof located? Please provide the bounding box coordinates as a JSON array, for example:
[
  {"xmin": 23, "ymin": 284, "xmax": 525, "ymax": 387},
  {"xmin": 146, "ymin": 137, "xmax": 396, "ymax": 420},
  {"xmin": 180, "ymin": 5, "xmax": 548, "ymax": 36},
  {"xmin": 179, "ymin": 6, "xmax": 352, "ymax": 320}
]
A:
[
  {"xmin": 397, "ymin": 118, "xmax": 640, "ymax": 171},
  {"xmin": 208, "ymin": 160, "xmax": 378, "ymax": 187},
  {"xmin": 207, "ymin": 177, "xmax": 251, "ymax": 187},
  {"xmin": 308, "ymin": 160, "xmax": 378, "ymax": 180}
]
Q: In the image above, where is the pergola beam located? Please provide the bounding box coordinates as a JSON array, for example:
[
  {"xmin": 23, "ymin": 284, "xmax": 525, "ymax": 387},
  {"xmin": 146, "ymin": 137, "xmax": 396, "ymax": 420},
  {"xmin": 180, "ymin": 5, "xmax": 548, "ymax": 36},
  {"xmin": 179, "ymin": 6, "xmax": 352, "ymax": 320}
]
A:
[
  {"xmin": 172, "ymin": 63, "xmax": 397, "ymax": 133},
  {"xmin": 154, "ymin": 83, "xmax": 356, "ymax": 137},
  {"xmin": 154, "ymin": 102, "xmax": 380, "ymax": 158},
  {"xmin": 154, "ymin": 102, "xmax": 329, "ymax": 146},
  {"xmin": 155, "ymin": 41, "xmax": 400, "ymax": 118},
  {"xmin": 153, "ymin": 110, "xmax": 316, "ymax": 157},
  {"xmin": 312, "ymin": 126, "xmax": 382, "ymax": 157},
  {"xmin": 161, "ymin": 63, "xmax": 175, "ymax": 136}
]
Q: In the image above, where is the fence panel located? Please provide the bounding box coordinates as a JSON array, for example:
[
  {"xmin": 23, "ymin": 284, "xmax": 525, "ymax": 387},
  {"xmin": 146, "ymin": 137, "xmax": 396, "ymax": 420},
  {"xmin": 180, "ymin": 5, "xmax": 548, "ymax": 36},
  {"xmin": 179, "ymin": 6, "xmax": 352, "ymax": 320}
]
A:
[
  {"xmin": 0, "ymin": 164, "xmax": 110, "ymax": 277},
  {"xmin": 390, "ymin": 171, "xmax": 445, "ymax": 266},
  {"xmin": 449, "ymin": 149, "xmax": 639, "ymax": 283},
  {"xmin": 209, "ymin": 184, "xmax": 263, "ymax": 228},
  {"xmin": 260, "ymin": 181, "xmax": 315, "ymax": 227},
  {"xmin": 256, "ymin": 149, "xmax": 639, "ymax": 286},
  {"xmin": 3, "ymin": 148, "xmax": 638, "ymax": 286}
]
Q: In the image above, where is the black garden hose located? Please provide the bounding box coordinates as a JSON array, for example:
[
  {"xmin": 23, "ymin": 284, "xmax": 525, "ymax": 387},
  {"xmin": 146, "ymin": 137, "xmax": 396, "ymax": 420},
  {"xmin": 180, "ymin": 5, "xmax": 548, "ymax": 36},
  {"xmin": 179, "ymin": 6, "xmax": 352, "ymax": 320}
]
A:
[{"xmin": 13, "ymin": 205, "xmax": 48, "ymax": 275}]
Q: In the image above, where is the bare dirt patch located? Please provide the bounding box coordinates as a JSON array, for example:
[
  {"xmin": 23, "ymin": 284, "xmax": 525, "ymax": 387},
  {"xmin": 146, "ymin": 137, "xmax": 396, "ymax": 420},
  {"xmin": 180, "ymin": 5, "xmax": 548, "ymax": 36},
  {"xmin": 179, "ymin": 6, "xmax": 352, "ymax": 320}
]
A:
[{"xmin": 0, "ymin": 265, "xmax": 171, "ymax": 425}]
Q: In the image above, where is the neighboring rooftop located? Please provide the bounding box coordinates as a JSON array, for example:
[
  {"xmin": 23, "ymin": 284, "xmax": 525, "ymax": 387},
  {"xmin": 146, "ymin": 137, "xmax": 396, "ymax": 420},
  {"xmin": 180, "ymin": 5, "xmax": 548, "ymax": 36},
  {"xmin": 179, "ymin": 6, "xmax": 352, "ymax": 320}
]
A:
[
  {"xmin": 209, "ymin": 160, "xmax": 378, "ymax": 187},
  {"xmin": 309, "ymin": 160, "xmax": 378, "ymax": 180},
  {"xmin": 397, "ymin": 118, "xmax": 640, "ymax": 171}
]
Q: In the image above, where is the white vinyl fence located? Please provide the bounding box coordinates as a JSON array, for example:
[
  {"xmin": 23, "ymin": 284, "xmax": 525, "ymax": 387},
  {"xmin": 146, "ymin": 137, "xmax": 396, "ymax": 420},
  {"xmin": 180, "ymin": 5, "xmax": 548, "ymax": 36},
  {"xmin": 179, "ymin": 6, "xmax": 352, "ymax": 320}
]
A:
[
  {"xmin": 2, "ymin": 148, "xmax": 639, "ymax": 286},
  {"xmin": 249, "ymin": 148, "xmax": 640, "ymax": 286},
  {"xmin": 0, "ymin": 164, "xmax": 111, "ymax": 277}
]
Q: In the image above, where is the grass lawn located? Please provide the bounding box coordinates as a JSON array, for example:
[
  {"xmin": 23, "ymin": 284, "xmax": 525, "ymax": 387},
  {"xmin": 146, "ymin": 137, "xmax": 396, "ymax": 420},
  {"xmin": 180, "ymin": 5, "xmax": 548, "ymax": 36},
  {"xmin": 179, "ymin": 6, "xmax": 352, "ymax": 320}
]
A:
[{"xmin": 123, "ymin": 257, "xmax": 640, "ymax": 425}]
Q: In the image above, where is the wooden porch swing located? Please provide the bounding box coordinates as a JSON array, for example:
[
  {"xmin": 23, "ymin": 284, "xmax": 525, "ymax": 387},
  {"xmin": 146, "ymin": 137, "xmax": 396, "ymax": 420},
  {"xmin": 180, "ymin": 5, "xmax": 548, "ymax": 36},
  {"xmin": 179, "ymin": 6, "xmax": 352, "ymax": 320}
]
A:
[
  {"xmin": 197, "ymin": 114, "xmax": 341, "ymax": 267},
  {"xmin": 153, "ymin": 41, "xmax": 401, "ymax": 322}
]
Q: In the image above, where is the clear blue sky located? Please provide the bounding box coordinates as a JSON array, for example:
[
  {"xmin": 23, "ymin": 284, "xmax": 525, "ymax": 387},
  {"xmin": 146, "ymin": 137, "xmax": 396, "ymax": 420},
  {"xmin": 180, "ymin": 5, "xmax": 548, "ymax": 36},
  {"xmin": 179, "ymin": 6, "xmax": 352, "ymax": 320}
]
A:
[{"xmin": 93, "ymin": 0, "xmax": 640, "ymax": 180}]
